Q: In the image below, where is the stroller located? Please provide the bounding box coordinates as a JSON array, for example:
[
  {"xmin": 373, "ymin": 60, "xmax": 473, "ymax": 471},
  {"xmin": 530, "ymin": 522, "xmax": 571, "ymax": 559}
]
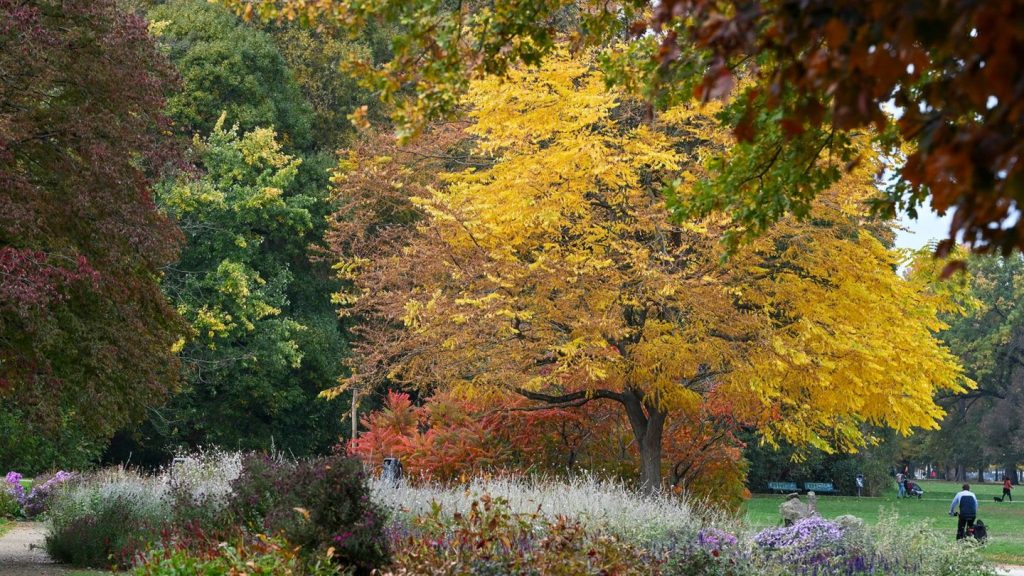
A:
[{"xmin": 905, "ymin": 481, "xmax": 924, "ymax": 499}]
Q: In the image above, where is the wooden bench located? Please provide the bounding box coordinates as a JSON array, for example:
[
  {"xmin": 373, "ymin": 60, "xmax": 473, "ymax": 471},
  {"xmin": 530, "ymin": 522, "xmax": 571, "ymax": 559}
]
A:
[
  {"xmin": 767, "ymin": 481, "xmax": 799, "ymax": 493},
  {"xmin": 804, "ymin": 482, "xmax": 836, "ymax": 494}
]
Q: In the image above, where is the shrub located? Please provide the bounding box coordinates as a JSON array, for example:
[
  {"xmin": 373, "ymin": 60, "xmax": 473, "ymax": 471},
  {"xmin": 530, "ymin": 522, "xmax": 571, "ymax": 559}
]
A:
[
  {"xmin": 753, "ymin": 517, "xmax": 849, "ymax": 566},
  {"xmin": 661, "ymin": 549, "xmax": 751, "ymax": 576},
  {"xmin": 4, "ymin": 471, "xmax": 25, "ymax": 506},
  {"xmin": 384, "ymin": 495, "xmax": 654, "ymax": 576},
  {"xmin": 0, "ymin": 485, "xmax": 19, "ymax": 518},
  {"xmin": 131, "ymin": 534, "xmax": 345, "ymax": 576},
  {"xmin": 164, "ymin": 450, "xmax": 241, "ymax": 535},
  {"xmin": 648, "ymin": 527, "xmax": 751, "ymax": 576},
  {"xmin": 43, "ymin": 452, "xmax": 245, "ymax": 568},
  {"xmin": 230, "ymin": 452, "xmax": 390, "ymax": 574},
  {"xmin": 745, "ymin": 513, "xmax": 998, "ymax": 576},
  {"xmin": 370, "ymin": 473, "xmax": 713, "ymax": 546},
  {"xmin": 24, "ymin": 470, "xmax": 74, "ymax": 518},
  {"xmin": 866, "ymin": 515, "xmax": 998, "ymax": 576},
  {"xmin": 47, "ymin": 493, "xmax": 165, "ymax": 568},
  {"xmin": 45, "ymin": 468, "xmax": 169, "ymax": 568}
]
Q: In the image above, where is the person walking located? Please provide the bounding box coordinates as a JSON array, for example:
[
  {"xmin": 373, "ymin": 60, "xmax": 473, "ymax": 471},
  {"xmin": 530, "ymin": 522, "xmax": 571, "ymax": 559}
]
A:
[
  {"xmin": 856, "ymin": 473, "xmax": 865, "ymax": 497},
  {"xmin": 949, "ymin": 483, "xmax": 979, "ymax": 539},
  {"xmin": 896, "ymin": 471, "xmax": 906, "ymax": 498},
  {"xmin": 1002, "ymin": 477, "xmax": 1013, "ymax": 502}
]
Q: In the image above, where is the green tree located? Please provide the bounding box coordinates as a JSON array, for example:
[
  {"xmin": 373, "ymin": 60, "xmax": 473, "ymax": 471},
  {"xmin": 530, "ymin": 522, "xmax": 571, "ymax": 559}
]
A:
[
  {"xmin": 268, "ymin": 26, "xmax": 389, "ymax": 147},
  {"xmin": 924, "ymin": 254, "xmax": 1024, "ymax": 482},
  {"xmin": 148, "ymin": 0, "xmax": 314, "ymax": 150},
  {"xmin": 143, "ymin": 118, "xmax": 346, "ymax": 456}
]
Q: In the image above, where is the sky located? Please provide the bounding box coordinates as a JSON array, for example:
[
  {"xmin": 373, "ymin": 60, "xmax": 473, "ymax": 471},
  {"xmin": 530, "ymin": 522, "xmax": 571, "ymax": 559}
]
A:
[{"xmin": 893, "ymin": 208, "xmax": 953, "ymax": 252}]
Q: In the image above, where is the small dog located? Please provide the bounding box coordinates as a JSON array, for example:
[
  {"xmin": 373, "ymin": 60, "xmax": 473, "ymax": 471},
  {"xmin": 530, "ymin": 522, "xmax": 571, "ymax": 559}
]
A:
[{"xmin": 993, "ymin": 496, "xmax": 1004, "ymax": 502}]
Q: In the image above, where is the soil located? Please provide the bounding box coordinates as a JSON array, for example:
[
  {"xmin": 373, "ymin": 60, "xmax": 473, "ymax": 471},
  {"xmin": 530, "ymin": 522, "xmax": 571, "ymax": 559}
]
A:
[{"xmin": 0, "ymin": 522, "xmax": 71, "ymax": 576}]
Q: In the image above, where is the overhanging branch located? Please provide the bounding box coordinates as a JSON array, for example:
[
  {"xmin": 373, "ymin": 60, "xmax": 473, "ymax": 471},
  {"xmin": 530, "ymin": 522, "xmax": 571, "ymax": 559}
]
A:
[{"xmin": 513, "ymin": 387, "xmax": 625, "ymax": 405}]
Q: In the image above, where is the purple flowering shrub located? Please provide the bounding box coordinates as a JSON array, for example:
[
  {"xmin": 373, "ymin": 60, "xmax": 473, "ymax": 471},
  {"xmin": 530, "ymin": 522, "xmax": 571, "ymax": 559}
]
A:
[
  {"xmin": 754, "ymin": 517, "xmax": 848, "ymax": 565},
  {"xmin": 229, "ymin": 452, "xmax": 390, "ymax": 574},
  {"xmin": 5, "ymin": 471, "xmax": 25, "ymax": 502},
  {"xmin": 696, "ymin": 527, "xmax": 739, "ymax": 552},
  {"xmin": 3, "ymin": 471, "xmax": 26, "ymax": 516},
  {"xmin": 1, "ymin": 471, "xmax": 24, "ymax": 517},
  {"xmin": 24, "ymin": 470, "xmax": 74, "ymax": 518}
]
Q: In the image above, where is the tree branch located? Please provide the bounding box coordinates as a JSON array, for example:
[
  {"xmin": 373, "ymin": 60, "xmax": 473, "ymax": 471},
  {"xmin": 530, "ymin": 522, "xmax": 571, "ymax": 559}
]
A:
[{"xmin": 512, "ymin": 387, "xmax": 624, "ymax": 405}]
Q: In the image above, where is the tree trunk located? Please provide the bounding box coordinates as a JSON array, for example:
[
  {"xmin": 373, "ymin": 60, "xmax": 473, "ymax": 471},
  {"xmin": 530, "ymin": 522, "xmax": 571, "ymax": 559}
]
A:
[
  {"xmin": 622, "ymin": 388, "xmax": 666, "ymax": 494},
  {"xmin": 1007, "ymin": 461, "xmax": 1019, "ymax": 485},
  {"xmin": 351, "ymin": 389, "xmax": 359, "ymax": 440}
]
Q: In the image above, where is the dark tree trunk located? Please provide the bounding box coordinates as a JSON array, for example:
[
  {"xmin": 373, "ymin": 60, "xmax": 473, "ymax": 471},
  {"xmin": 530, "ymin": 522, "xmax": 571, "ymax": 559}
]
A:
[
  {"xmin": 1006, "ymin": 461, "xmax": 1019, "ymax": 485},
  {"xmin": 622, "ymin": 388, "xmax": 666, "ymax": 494},
  {"xmin": 511, "ymin": 384, "xmax": 667, "ymax": 493}
]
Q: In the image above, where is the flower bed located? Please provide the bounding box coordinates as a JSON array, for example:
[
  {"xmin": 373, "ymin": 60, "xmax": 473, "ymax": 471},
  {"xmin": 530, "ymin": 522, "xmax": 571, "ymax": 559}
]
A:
[{"xmin": 18, "ymin": 459, "xmax": 999, "ymax": 576}]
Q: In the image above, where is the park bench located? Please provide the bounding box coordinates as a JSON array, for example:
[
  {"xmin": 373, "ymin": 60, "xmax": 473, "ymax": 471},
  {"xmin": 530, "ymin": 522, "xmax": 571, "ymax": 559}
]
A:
[
  {"xmin": 803, "ymin": 482, "xmax": 836, "ymax": 494},
  {"xmin": 767, "ymin": 481, "xmax": 799, "ymax": 493}
]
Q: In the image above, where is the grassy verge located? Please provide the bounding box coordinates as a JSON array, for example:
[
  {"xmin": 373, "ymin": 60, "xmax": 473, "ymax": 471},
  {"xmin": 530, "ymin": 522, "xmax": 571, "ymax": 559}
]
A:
[
  {"xmin": 744, "ymin": 479, "xmax": 1024, "ymax": 564},
  {"xmin": 0, "ymin": 517, "xmax": 10, "ymax": 537}
]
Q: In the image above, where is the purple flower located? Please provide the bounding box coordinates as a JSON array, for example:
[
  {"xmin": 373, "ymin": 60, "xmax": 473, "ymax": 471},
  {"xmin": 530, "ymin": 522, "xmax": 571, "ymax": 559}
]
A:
[
  {"xmin": 696, "ymin": 527, "xmax": 738, "ymax": 551},
  {"xmin": 23, "ymin": 470, "xmax": 74, "ymax": 517},
  {"xmin": 5, "ymin": 471, "xmax": 25, "ymax": 505},
  {"xmin": 754, "ymin": 517, "xmax": 847, "ymax": 566}
]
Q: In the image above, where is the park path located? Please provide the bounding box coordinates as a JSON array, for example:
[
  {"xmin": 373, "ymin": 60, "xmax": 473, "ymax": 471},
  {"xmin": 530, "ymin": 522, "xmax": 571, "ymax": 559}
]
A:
[
  {"xmin": 0, "ymin": 522, "xmax": 70, "ymax": 576},
  {"xmin": 999, "ymin": 567, "xmax": 1024, "ymax": 576}
]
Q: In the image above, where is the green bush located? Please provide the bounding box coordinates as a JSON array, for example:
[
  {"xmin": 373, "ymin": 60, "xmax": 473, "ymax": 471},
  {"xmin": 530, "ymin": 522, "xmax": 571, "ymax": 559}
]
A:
[
  {"xmin": 45, "ymin": 470, "xmax": 169, "ymax": 568},
  {"xmin": 46, "ymin": 494, "xmax": 164, "ymax": 568},
  {"xmin": 0, "ymin": 486, "xmax": 19, "ymax": 518},
  {"xmin": 229, "ymin": 452, "xmax": 390, "ymax": 574}
]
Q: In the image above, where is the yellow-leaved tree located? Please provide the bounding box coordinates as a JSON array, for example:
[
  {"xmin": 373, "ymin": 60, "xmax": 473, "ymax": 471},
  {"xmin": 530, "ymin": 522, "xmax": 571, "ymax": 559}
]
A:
[{"xmin": 330, "ymin": 53, "xmax": 968, "ymax": 492}]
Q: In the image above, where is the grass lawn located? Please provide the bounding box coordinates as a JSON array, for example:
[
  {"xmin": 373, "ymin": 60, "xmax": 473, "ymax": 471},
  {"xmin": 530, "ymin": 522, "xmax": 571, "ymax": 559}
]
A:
[{"xmin": 744, "ymin": 480, "xmax": 1024, "ymax": 565}]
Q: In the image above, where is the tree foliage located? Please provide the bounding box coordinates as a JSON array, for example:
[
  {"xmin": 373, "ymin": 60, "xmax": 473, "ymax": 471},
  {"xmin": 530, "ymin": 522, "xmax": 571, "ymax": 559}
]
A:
[
  {"xmin": 150, "ymin": 118, "xmax": 346, "ymax": 455},
  {"xmin": 231, "ymin": 0, "xmax": 1024, "ymax": 257},
  {"xmin": 149, "ymin": 0, "xmax": 314, "ymax": 150},
  {"xmin": 920, "ymin": 253, "xmax": 1024, "ymax": 481},
  {"xmin": 329, "ymin": 54, "xmax": 966, "ymax": 491},
  {"xmin": 268, "ymin": 25, "xmax": 389, "ymax": 148},
  {"xmin": 349, "ymin": 388, "xmax": 749, "ymax": 507},
  {"xmin": 0, "ymin": 0, "xmax": 185, "ymax": 471}
]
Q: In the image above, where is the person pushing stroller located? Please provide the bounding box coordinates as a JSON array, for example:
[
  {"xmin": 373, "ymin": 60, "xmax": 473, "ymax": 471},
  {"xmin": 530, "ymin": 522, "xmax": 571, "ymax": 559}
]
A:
[{"xmin": 949, "ymin": 483, "xmax": 979, "ymax": 540}]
